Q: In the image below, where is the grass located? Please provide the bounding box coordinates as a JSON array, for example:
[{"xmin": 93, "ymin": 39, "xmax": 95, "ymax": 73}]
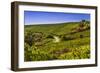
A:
[{"xmin": 24, "ymin": 22, "xmax": 90, "ymax": 61}]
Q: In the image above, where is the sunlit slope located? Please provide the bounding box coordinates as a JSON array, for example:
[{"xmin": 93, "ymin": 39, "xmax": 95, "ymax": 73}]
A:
[{"xmin": 24, "ymin": 22, "xmax": 90, "ymax": 61}]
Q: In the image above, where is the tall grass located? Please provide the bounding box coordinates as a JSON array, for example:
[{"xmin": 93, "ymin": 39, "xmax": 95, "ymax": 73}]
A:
[{"xmin": 24, "ymin": 22, "xmax": 90, "ymax": 61}]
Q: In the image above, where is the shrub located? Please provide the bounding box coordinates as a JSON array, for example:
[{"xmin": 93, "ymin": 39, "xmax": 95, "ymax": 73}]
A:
[
  {"xmin": 46, "ymin": 34, "xmax": 54, "ymax": 38},
  {"xmin": 24, "ymin": 43, "xmax": 33, "ymax": 61},
  {"xmin": 25, "ymin": 32, "xmax": 44, "ymax": 46},
  {"xmin": 58, "ymin": 45, "xmax": 90, "ymax": 60},
  {"xmin": 62, "ymin": 35, "xmax": 75, "ymax": 41},
  {"xmin": 24, "ymin": 31, "xmax": 33, "ymax": 46},
  {"xmin": 24, "ymin": 45, "xmax": 55, "ymax": 61},
  {"xmin": 58, "ymin": 52, "xmax": 76, "ymax": 60}
]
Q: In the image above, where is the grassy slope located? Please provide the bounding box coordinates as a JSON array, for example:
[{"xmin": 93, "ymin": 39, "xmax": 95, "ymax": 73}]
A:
[
  {"xmin": 24, "ymin": 22, "xmax": 90, "ymax": 61},
  {"xmin": 25, "ymin": 23, "xmax": 78, "ymax": 35}
]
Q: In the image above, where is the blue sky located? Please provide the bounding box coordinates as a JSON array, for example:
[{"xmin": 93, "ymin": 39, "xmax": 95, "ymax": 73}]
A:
[{"xmin": 24, "ymin": 11, "xmax": 90, "ymax": 25}]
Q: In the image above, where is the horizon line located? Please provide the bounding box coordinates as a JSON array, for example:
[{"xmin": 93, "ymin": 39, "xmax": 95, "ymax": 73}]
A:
[{"xmin": 25, "ymin": 20, "xmax": 90, "ymax": 25}]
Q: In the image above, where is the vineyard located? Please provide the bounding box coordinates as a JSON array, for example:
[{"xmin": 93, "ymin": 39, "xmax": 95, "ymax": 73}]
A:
[{"xmin": 24, "ymin": 20, "xmax": 90, "ymax": 61}]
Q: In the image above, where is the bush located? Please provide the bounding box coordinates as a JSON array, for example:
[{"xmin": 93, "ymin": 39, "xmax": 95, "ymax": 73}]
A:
[
  {"xmin": 58, "ymin": 45, "xmax": 90, "ymax": 60},
  {"xmin": 25, "ymin": 31, "xmax": 44, "ymax": 46},
  {"xmin": 58, "ymin": 52, "xmax": 76, "ymax": 60},
  {"xmin": 24, "ymin": 43, "xmax": 33, "ymax": 61},
  {"xmin": 46, "ymin": 34, "xmax": 54, "ymax": 38},
  {"xmin": 24, "ymin": 31, "xmax": 33, "ymax": 46},
  {"xmin": 61, "ymin": 35, "xmax": 75, "ymax": 41},
  {"xmin": 24, "ymin": 45, "xmax": 56, "ymax": 61}
]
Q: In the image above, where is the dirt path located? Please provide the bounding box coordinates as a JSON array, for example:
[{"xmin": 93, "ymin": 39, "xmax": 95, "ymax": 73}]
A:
[{"xmin": 53, "ymin": 36, "xmax": 60, "ymax": 43}]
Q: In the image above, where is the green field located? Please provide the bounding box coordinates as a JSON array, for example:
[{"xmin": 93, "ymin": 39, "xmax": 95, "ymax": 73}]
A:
[{"xmin": 24, "ymin": 21, "xmax": 90, "ymax": 61}]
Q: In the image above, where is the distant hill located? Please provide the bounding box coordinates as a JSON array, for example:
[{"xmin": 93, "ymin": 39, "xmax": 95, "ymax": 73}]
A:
[{"xmin": 25, "ymin": 21, "xmax": 90, "ymax": 26}]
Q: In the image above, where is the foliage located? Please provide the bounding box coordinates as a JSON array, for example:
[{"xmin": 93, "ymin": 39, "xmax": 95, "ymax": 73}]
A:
[
  {"xmin": 58, "ymin": 45, "xmax": 90, "ymax": 60},
  {"xmin": 24, "ymin": 21, "xmax": 90, "ymax": 61}
]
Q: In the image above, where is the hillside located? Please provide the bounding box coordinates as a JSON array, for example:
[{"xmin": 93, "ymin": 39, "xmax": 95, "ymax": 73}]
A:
[{"xmin": 24, "ymin": 22, "xmax": 90, "ymax": 61}]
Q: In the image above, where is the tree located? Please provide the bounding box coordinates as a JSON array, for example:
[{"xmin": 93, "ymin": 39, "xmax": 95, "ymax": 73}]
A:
[{"xmin": 79, "ymin": 20, "xmax": 86, "ymax": 27}]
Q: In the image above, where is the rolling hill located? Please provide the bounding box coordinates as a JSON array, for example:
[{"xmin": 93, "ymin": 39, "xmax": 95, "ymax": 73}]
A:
[{"xmin": 24, "ymin": 22, "xmax": 90, "ymax": 61}]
